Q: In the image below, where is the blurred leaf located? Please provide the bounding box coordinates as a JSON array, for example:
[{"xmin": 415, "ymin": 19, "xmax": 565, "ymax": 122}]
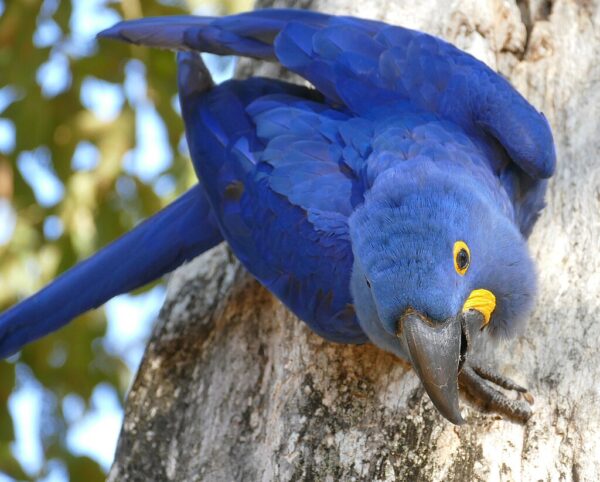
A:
[{"xmin": 0, "ymin": 0, "xmax": 196, "ymax": 478}]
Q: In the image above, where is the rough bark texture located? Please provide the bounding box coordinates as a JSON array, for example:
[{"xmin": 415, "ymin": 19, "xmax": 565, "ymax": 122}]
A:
[{"xmin": 109, "ymin": 1, "xmax": 600, "ymax": 480}]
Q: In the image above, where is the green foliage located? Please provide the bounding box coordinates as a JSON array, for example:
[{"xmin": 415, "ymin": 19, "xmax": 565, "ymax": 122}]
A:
[{"xmin": 0, "ymin": 0, "xmax": 217, "ymax": 479}]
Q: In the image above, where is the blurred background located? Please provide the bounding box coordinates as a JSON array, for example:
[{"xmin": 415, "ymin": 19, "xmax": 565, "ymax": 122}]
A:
[{"xmin": 0, "ymin": 0, "xmax": 251, "ymax": 480}]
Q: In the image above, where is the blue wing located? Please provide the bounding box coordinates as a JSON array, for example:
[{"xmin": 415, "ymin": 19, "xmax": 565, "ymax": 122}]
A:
[
  {"xmin": 0, "ymin": 185, "xmax": 222, "ymax": 358},
  {"xmin": 99, "ymin": 8, "xmax": 555, "ymax": 181},
  {"xmin": 178, "ymin": 52, "xmax": 367, "ymax": 343}
]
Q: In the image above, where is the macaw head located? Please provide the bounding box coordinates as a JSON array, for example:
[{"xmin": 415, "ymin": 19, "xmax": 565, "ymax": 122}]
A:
[{"xmin": 348, "ymin": 161, "xmax": 537, "ymax": 424}]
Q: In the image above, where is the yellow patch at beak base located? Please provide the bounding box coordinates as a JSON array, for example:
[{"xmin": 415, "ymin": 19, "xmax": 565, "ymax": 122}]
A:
[{"xmin": 462, "ymin": 289, "xmax": 496, "ymax": 327}]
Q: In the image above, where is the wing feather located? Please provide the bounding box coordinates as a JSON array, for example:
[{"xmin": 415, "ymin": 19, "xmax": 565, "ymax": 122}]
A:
[
  {"xmin": 100, "ymin": 9, "xmax": 555, "ymax": 179},
  {"xmin": 178, "ymin": 52, "xmax": 367, "ymax": 343}
]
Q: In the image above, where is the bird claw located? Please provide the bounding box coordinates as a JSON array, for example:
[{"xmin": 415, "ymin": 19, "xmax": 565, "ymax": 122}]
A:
[{"xmin": 458, "ymin": 360, "xmax": 534, "ymax": 423}]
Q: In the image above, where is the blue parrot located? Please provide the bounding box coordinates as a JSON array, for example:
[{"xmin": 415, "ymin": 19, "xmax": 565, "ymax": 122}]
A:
[{"xmin": 0, "ymin": 9, "xmax": 555, "ymax": 425}]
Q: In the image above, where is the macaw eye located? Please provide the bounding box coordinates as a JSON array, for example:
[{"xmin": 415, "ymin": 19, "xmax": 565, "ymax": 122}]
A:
[{"xmin": 453, "ymin": 241, "xmax": 470, "ymax": 276}]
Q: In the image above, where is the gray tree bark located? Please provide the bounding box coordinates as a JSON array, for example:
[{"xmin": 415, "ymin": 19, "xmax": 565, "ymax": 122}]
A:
[{"xmin": 109, "ymin": 0, "xmax": 600, "ymax": 480}]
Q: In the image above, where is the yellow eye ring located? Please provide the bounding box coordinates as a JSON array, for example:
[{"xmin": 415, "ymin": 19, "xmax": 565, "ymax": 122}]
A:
[{"xmin": 453, "ymin": 241, "xmax": 470, "ymax": 276}]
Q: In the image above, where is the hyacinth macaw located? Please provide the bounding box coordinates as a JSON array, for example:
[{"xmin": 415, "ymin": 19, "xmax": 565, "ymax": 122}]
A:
[{"xmin": 0, "ymin": 9, "xmax": 555, "ymax": 425}]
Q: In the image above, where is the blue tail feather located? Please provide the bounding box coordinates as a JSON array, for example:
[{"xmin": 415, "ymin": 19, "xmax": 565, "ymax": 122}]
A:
[{"xmin": 0, "ymin": 185, "xmax": 222, "ymax": 358}]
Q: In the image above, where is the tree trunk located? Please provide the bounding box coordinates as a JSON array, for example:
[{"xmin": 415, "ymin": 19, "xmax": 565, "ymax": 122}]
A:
[{"xmin": 109, "ymin": 0, "xmax": 600, "ymax": 480}]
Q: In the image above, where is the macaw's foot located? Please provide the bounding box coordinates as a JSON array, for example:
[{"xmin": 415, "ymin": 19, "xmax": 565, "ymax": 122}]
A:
[{"xmin": 458, "ymin": 361, "xmax": 534, "ymax": 423}]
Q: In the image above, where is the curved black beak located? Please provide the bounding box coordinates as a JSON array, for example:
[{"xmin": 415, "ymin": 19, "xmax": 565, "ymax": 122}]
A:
[{"xmin": 398, "ymin": 311, "xmax": 469, "ymax": 425}]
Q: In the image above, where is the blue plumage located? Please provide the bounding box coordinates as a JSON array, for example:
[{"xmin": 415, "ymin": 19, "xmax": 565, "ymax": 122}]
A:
[{"xmin": 0, "ymin": 9, "xmax": 555, "ymax": 423}]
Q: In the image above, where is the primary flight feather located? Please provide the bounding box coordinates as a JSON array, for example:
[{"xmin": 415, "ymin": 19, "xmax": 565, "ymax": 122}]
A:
[{"xmin": 0, "ymin": 9, "xmax": 556, "ymax": 424}]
